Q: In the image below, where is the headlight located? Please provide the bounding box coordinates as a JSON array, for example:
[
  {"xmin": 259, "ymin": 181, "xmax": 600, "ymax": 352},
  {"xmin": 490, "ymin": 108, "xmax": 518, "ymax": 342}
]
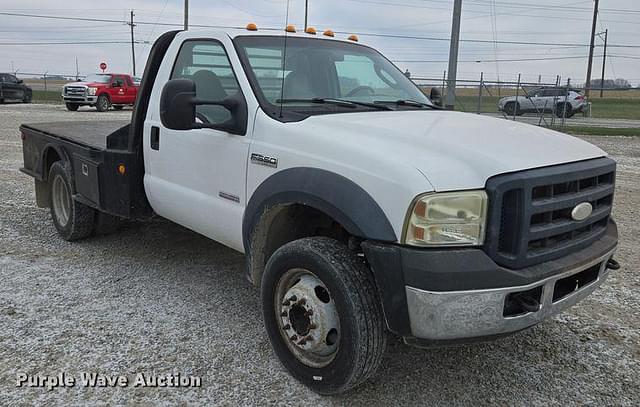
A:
[
  {"xmin": 87, "ymin": 87, "xmax": 97, "ymax": 96},
  {"xmin": 403, "ymin": 191, "xmax": 488, "ymax": 246}
]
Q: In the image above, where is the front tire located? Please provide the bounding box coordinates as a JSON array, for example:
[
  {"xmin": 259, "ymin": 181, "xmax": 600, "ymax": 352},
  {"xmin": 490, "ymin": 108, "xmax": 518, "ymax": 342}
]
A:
[
  {"xmin": 48, "ymin": 161, "xmax": 95, "ymax": 241},
  {"xmin": 65, "ymin": 103, "xmax": 79, "ymax": 111},
  {"xmin": 261, "ymin": 237, "xmax": 387, "ymax": 395},
  {"xmin": 503, "ymin": 102, "xmax": 521, "ymax": 116},
  {"xmin": 96, "ymin": 94, "xmax": 110, "ymax": 112}
]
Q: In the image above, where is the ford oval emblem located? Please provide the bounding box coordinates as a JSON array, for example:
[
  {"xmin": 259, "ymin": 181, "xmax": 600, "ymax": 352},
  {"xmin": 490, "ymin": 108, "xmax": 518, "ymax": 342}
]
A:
[{"xmin": 571, "ymin": 202, "xmax": 593, "ymax": 221}]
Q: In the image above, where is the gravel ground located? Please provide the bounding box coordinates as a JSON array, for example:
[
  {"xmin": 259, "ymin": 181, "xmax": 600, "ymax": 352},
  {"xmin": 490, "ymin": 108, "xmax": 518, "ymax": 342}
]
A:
[{"xmin": 1, "ymin": 104, "xmax": 639, "ymax": 406}]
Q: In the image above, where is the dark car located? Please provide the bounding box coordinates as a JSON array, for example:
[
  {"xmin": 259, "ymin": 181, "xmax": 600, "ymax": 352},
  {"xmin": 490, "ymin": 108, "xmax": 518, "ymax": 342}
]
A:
[{"xmin": 0, "ymin": 73, "xmax": 33, "ymax": 103}]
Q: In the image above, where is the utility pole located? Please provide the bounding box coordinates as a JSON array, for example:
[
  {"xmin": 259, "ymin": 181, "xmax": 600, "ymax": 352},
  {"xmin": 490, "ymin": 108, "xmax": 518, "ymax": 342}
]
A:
[
  {"xmin": 304, "ymin": 0, "xmax": 309, "ymax": 31},
  {"xmin": 584, "ymin": 0, "xmax": 599, "ymax": 98},
  {"xmin": 128, "ymin": 10, "xmax": 136, "ymax": 76},
  {"xmin": 599, "ymin": 29, "xmax": 608, "ymax": 98},
  {"xmin": 184, "ymin": 0, "xmax": 189, "ymax": 30},
  {"xmin": 445, "ymin": 0, "xmax": 463, "ymax": 110},
  {"xmin": 75, "ymin": 57, "xmax": 79, "ymax": 80}
]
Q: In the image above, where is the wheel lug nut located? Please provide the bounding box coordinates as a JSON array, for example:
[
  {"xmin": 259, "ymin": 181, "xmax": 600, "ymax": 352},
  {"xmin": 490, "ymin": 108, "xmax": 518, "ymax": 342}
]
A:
[
  {"xmin": 290, "ymin": 335, "xmax": 297, "ymax": 341},
  {"xmin": 289, "ymin": 295, "xmax": 297, "ymax": 302},
  {"xmin": 299, "ymin": 340, "xmax": 307, "ymax": 346},
  {"xmin": 281, "ymin": 311, "xmax": 287, "ymax": 317},
  {"xmin": 283, "ymin": 300, "xmax": 290, "ymax": 306}
]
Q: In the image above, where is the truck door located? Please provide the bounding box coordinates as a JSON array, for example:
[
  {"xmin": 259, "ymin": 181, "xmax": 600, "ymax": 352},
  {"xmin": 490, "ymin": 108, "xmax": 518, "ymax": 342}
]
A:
[
  {"xmin": 124, "ymin": 76, "xmax": 138, "ymax": 104},
  {"xmin": 110, "ymin": 75, "xmax": 126, "ymax": 104},
  {"xmin": 143, "ymin": 37, "xmax": 251, "ymax": 252},
  {"xmin": 1, "ymin": 74, "xmax": 23, "ymax": 100}
]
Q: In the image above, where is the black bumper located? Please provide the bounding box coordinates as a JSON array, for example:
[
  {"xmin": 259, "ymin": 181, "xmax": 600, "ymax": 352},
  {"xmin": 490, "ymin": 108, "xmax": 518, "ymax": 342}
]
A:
[{"xmin": 362, "ymin": 220, "xmax": 618, "ymax": 337}]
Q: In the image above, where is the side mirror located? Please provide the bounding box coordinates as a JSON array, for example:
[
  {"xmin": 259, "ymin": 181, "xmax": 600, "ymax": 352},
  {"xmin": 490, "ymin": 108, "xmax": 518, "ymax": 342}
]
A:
[
  {"xmin": 160, "ymin": 78, "xmax": 247, "ymax": 135},
  {"xmin": 112, "ymin": 82, "xmax": 120, "ymax": 88},
  {"xmin": 429, "ymin": 87, "xmax": 443, "ymax": 108},
  {"xmin": 17, "ymin": 79, "xmax": 24, "ymax": 84}
]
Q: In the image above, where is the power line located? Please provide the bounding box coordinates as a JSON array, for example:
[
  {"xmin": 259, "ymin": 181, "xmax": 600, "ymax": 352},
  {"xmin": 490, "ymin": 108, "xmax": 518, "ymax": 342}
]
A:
[
  {"xmin": 0, "ymin": 41, "xmax": 149, "ymax": 45},
  {"xmin": 394, "ymin": 55, "xmax": 601, "ymax": 63},
  {"xmin": 3, "ymin": 11, "xmax": 640, "ymax": 49}
]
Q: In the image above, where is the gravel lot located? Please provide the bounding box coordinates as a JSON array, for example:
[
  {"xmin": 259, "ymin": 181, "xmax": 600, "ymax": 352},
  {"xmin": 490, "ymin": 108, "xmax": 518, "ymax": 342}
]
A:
[{"xmin": 1, "ymin": 103, "xmax": 639, "ymax": 406}]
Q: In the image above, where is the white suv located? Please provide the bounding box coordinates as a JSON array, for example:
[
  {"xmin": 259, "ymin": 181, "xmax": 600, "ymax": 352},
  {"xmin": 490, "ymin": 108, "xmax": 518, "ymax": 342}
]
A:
[{"xmin": 498, "ymin": 87, "xmax": 587, "ymax": 118}]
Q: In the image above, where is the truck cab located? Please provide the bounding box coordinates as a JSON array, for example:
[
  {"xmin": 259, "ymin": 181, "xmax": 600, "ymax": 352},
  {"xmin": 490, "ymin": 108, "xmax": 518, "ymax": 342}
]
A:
[
  {"xmin": 63, "ymin": 73, "xmax": 139, "ymax": 112},
  {"xmin": 20, "ymin": 28, "xmax": 619, "ymax": 395}
]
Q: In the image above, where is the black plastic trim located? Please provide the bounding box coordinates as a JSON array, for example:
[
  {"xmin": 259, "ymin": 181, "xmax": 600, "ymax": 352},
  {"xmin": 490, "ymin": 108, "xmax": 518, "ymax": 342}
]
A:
[
  {"xmin": 243, "ymin": 167, "xmax": 397, "ymax": 251},
  {"xmin": 484, "ymin": 157, "xmax": 616, "ymax": 269}
]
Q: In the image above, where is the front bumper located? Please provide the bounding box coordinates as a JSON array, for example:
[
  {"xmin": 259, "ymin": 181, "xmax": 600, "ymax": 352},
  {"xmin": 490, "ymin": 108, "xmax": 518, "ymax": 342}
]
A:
[
  {"xmin": 405, "ymin": 247, "xmax": 614, "ymax": 341},
  {"xmin": 62, "ymin": 95, "xmax": 97, "ymax": 104},
  {"xmin": 362, "ymin": 220, "xmax": 618, "ymax": 343}
]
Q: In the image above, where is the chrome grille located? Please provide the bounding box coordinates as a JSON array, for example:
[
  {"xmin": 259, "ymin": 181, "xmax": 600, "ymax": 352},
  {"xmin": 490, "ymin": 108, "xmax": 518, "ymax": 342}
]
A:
[{"xmin": 64, "ymin": 86, "xmax": 86, "ymax": 96}]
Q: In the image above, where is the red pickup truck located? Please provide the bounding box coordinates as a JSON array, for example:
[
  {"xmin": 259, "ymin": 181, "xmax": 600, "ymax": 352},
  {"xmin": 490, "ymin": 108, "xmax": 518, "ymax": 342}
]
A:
[{"xmin": 62, "ymin": 73, "xmax": 139, "ymax": 112}]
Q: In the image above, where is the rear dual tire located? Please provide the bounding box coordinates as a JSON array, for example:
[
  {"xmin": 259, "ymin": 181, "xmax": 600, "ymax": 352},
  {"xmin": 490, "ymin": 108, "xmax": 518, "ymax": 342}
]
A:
[
  {"xmin": 261, "ymin": 237, "xmax": 387, "ymax": 395},
  {"xmin": 48, "ymin": 161, "xmax": 94, "ymax": 241},
  {"xmin": 48, "ymin": 161, "xmax": 123, "ymax": 240}
]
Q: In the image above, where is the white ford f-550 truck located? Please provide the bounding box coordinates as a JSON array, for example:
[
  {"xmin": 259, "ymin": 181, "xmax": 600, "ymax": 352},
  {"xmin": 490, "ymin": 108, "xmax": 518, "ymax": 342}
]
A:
[{"xmin": 19, "ymin": 27, "xmax": 619, "ymax": 394}]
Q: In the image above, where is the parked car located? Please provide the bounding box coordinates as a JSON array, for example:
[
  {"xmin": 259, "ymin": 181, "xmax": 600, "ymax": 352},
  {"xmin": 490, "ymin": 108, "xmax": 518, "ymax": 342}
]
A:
[
  {"xmin": 62, "ymin": 73, "xmax": 139, "ymax": 112},
  {"xmin": 20, "ymin": 29, "xmax": 619, "ymax": 394},
  {"xmin": 498, "ymin": 87, "xmax": 587, "ymax": 118},
  {"xmin": 0, "ymin": 73, "xmax": 32, "ymax": 103}
]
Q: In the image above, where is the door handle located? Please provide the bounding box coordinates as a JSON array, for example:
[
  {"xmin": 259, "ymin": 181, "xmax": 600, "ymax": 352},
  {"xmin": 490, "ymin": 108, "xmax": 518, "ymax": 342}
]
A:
[{"xmin": 150, "ymin": 126, "xmax": 160, "ymax": 150}]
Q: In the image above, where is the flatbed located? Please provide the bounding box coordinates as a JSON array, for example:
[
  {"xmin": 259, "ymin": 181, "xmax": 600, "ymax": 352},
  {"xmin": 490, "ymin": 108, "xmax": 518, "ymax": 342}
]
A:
[{"xmin": 21, "ymin": 121, "xmax": 129, "ymax": 150}]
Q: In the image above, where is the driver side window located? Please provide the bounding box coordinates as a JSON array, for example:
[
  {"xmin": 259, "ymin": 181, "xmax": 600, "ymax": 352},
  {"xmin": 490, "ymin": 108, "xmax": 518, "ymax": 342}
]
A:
[{"xmin": 171, "ymin": 40, "xmax": 240, "ymax": 125}]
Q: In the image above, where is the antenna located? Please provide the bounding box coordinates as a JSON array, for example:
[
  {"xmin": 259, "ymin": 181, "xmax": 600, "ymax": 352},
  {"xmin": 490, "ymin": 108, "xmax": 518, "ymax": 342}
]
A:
[{"xmin": 278, "ymin": 0, "xmax": 291, "ymax": 118}]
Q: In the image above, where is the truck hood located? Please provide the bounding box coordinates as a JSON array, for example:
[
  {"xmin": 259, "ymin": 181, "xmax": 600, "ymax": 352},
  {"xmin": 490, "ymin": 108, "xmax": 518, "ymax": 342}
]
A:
[
  {"xmin": 64, "ymin": 81, "xmax": 102, "ymax": 87},
  {"xmin": 299, "ymin": 110, "xmax": 606, "ymax": 191}
]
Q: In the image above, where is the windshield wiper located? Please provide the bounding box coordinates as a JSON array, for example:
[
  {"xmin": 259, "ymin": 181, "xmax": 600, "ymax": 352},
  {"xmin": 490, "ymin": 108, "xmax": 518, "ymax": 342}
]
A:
[
  {"xmin": 373, "ymin": 99, "xmax": 437, "ymax": 109},
  {"xmin": 276, "ymin": 98, "xmax": 393, "ymax": 111}
]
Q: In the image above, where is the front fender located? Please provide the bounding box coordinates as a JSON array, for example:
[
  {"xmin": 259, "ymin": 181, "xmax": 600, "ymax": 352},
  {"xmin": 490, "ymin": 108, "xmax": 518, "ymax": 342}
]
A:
[{"xmin": 243, "ymin": 167, "xmax": 397, "ymax": 252}]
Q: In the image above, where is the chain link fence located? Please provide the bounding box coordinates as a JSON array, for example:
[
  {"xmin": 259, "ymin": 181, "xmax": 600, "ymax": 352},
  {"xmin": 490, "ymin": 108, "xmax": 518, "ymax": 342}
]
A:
[{"xmin": 412, "ymin": 74, "xmax": 640, "ymax": 128}]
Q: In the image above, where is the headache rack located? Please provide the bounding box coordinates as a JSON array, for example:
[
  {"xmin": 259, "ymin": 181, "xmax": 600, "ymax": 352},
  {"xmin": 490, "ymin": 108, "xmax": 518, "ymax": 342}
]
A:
[{"xmin": 484, "ymin": 157, "xmax": 616, "ymax": 269}]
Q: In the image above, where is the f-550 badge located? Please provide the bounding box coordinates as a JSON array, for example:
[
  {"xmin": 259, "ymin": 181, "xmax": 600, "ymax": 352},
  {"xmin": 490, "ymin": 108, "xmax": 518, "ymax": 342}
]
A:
[{"xmin": 251, "ymin": 153, "xmax": 278, "ymax": 168}]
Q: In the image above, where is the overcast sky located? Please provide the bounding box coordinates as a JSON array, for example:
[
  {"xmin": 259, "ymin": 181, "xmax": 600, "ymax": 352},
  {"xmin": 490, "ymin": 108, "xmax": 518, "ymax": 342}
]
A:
[{"xmin": 1, "ymin": 0, "xmax": 638, "ymax": 85}]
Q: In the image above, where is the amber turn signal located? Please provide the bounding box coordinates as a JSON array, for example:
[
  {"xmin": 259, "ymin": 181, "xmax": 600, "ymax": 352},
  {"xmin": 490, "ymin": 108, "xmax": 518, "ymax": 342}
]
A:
[{"xmin": 117, "ymin": 164, "xmax": 126, "ymax": 175}]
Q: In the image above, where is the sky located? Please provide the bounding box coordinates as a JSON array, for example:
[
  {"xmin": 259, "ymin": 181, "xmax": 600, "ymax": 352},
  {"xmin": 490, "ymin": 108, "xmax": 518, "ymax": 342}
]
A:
[{"xmin": 0, "ymin": 0, "xmax": 639, "ymax": 86}]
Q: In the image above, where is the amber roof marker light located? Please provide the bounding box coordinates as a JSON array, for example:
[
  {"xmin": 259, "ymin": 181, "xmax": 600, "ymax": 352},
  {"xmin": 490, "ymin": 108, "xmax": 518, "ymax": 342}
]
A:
[
  {"xmin": 305, "ymin": 27, "xmax": 317, "ymax": 35},
  {"xmin": 323, "ymin": 29, "xmax": 335, "ymax": 37},
  {"xmin": 246, "ymin": 23, "xmax": 258, "ymax": 31},
  {"xmin": 285, "ymin": 24, "xmax": 296, "ymax": 33},
  {"xmin": 348, "ymin": 34, "xmax": 359, "ymax": 42}
]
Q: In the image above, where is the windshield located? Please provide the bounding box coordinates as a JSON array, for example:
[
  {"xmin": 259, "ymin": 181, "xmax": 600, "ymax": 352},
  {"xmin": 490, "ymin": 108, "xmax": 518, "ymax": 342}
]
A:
[
  {"xmin": 83, "ymin": 74, "xmax": 111, "ymax": 83},
  {"xmin": 234, "ymin": 36, "xmax": 432, "ymax": 118}
]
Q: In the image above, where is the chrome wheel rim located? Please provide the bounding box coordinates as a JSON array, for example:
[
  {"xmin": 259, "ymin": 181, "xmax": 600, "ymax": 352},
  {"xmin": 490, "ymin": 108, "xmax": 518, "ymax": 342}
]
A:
[
  {"xmin": 274, "ymin": 268, "xmax": 340, "ymax": 368},
  {"xmin": 52, "ymin": 175, "xmax": 71, "ymax": 226}
]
